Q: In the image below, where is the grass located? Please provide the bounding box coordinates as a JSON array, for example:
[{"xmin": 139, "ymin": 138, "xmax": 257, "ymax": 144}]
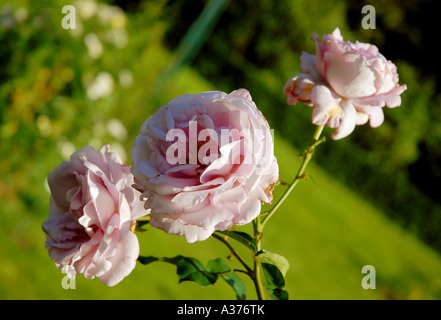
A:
[{"xmin": 269, "ymin": 137, "xmax": 441, "ymax": 299}]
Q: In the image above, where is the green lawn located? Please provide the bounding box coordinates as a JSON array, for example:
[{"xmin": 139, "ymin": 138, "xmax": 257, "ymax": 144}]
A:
[{"xmin": 1, "ymin": 128, "xmax": 441, "ymax": 299}]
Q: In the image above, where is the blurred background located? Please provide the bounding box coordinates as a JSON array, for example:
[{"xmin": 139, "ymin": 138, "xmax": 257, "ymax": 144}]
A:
[{"xmin": 1, "ymin": 0, "xmax": 440, "ymax": 299}]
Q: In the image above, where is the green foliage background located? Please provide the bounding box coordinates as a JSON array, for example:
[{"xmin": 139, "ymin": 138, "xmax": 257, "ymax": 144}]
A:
[{"xmin": 0, "ymin": 0, "xmax": 440, "ymax": 299}]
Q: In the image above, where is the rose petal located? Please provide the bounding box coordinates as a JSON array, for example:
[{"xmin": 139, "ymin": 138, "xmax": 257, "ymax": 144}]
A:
[
  {"xmin": 325, "ymin": 52, "xmax": 377, "ymax": 98},
  {"xmin": 300, "ymin": 52, "xmax": 321, "ymax": 80},
  {"xmin": 149, "ymin": 213, "xmax": 215, "ymax": 243},
  {"xmin": 331, "ymin": 101, "xmax": 357, "ymax": 140},
  {"xmin": 311, "ymin": 85, "xmax": 342, "ymax": 126},
  {"xmin": 96, "ymin": 231, "xmax": 139, "ymax": 286}
]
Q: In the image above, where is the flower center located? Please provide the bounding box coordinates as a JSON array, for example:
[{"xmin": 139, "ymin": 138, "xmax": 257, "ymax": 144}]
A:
[{"xmin": 326, "ymin": 104, "xmax": 342, "ymax": 120}]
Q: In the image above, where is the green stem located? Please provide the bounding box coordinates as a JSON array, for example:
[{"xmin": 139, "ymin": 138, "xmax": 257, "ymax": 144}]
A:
[
  {"xmin": 213, "ymin": 230, "xmax": 266, "ymax": 299},
  {"xmin": 212, "ymin": 233, "xmax": 253, "ymax": 274},
  {"xmin": 313, "ymin": 124, "xmax": 325, "ymax": 141},
  {"xmin": 260, "ymin": 125, "xmax": 325, "ymax": 229},
  {"xmin": 253, "ymin": 215, "xmax": 266, "ymax": 300}
]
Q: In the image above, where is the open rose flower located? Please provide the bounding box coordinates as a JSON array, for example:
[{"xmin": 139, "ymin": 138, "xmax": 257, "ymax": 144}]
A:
[
  {"xmin": 42, "ymin": 145, "xmax": 146, "ymax": 286},
  {"xmin": 283, "ymin": 28, "xmax": 407, "ymax": 139},
  {"xmin": 131, "ymin": 89, "xmax": 279, "ymax": 243}
]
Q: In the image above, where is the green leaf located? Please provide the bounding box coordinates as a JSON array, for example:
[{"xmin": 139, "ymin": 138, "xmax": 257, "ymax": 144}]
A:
[
  {"xmin": 261, "ymin": 262, "xmax": 289, "ymax": 300},
  {"xmin": 138, "ymin": 255, "xmax": 245, "ymax": 299},
  {"xmin": 207, "ymin": 258, "xmax": 231, "ymax": 274},
  {"xmin": 221, "ymin": 272, "xmax": 247, "ymax": 300},
  {"xmin": 137, "ymin": 256, "xmax": 159, "ymax": 265},
  {"xmin": 207, "ymin": 258, "xmax": 246, "ymax": 300},
  {"xmin": 272, "ymin": 288, "xmax": 289, "ymax": 300},
  {"xmin": 258, "ymin": 252, "xmax": 290, "ymax": 277},
  {"xmin": 261, "ymin": 262, "xmax": 285, "ymax": 288},
  {"xmin": 138, "ymin": 255, "xmax": 218, "ymax": 287},
  {"xmin": 217, "ymin": 230, "xmax": 257, "ymax": 252},
  {"xmin": 137, "ymin": 255, "xmax": 183, "ymax": 266},
  {"xmin": 135, "ymin": 220, "xmax": 150, "ymax": 232},
  {"xmin": 176, "ymin": 257, "xmax": 218, "ymax": 286},
  {"xmin": 256, "ymin": 251, "xmax": 290, "ymax": 299}
]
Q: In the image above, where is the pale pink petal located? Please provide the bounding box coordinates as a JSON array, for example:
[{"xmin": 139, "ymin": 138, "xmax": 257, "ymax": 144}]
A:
[
  {"xmin": 300, "ymin": 52, "xmax": 321, "ymax": 80},
  {"xmin": 72, "ymin": 145, "xmax": 110, "ymax": 177},
  {"xmin": 312, "ymin": 32, "xmax": 326, "ymax": 79},
  {"xmin": 97, "ymin": 231, "xmax": 139, "ymax": 286},
  {"xmin": 356, "ymin": 112, "xmax": 369, "ymax": 125},
  {"xmin": 368, "ymin": 107, "xmax": 384, "ymax": 127},
  {"xmin": 233, "ymin": 197, "xmax": 261, "ymax": 226},
  {"xmin": 47, "ymin": 162, "xmax": 80, "ymax": 209},
  {"xmin": 331, "ymin": 101, "xmax": 357, "ymax": 140},
  {"xmin": 311, "ymin": 85, "xmax": 342, "ymax": 125},
  {"xmin": 149, "ymin": 213, "xmax": 215, "ymax": 243},
  {"xmin": 325, "ymin": 52, "xmax": 377, "ymax": 98},
  {"xmin": 212, "ymin": 185, "xmax": 247, "ymax": 207},
  {"xmin": 228, "ymin": 88, "xmax": 252, "ymax": 100},
  {"xmin": 171, "ymin": 177, "xmax": 235, "ymax": 209},
  {"xmin": 86, "ymin": 170, "xmax": 116, "ymax": 229},
  {"xmin": 180, "ymin": 202, "xmax": 235, "ymax": 230},
  {"xmin": 130, "ymin": 135, "xmax": 149, "ymax": 165},
  {"xmin": 355, "ymin": 104, "xmax": 385, "ymax": 128},
  {"xmin": 145, "ymin": 193, "xmax": 184, "ymax": 215},
  {"xmin": 353, "ymin": 84, "xmax": 406, "ymax": 109},
  {"xmin": 330, "ymin": 27, "xmax": 344, "ymax": 41}
]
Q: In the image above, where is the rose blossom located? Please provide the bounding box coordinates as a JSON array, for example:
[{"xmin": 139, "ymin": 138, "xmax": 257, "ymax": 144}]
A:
[
  {"xmin": 283, "ymin": 28, "xmax": 407, "ymax": 139},
  {"xmin": 42, "ymin": 145, "xmax": 147, "ymax": 286},
  {"xmin": 131, "ymin": 89, "xmax": 279, "ymax": 243}
]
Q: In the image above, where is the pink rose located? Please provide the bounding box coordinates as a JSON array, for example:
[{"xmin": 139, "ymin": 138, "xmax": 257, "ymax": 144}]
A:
[
  {"xmin": 131, "ymin": 89, "xmax": 279, "ymax": 243},
  {"xmin": 284, "ymin": 28, "xmax": 407, "ymax": 139},
  {"xmin": 42, "ymin": 145, "xmax": 147, "ymax": 286}
]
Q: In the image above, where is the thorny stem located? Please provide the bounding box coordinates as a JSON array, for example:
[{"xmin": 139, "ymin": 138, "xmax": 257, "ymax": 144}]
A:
[
  {"xmin": 212, "ymin": 231, "xmax": 266, "ymax": 299},
  {"xmin": 253, "ymin": 215, "xmax": 266, "ymax": 300},
  {"xmin": 211, "ymin": 233, "xmax": 253, "ymax": 275}
]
